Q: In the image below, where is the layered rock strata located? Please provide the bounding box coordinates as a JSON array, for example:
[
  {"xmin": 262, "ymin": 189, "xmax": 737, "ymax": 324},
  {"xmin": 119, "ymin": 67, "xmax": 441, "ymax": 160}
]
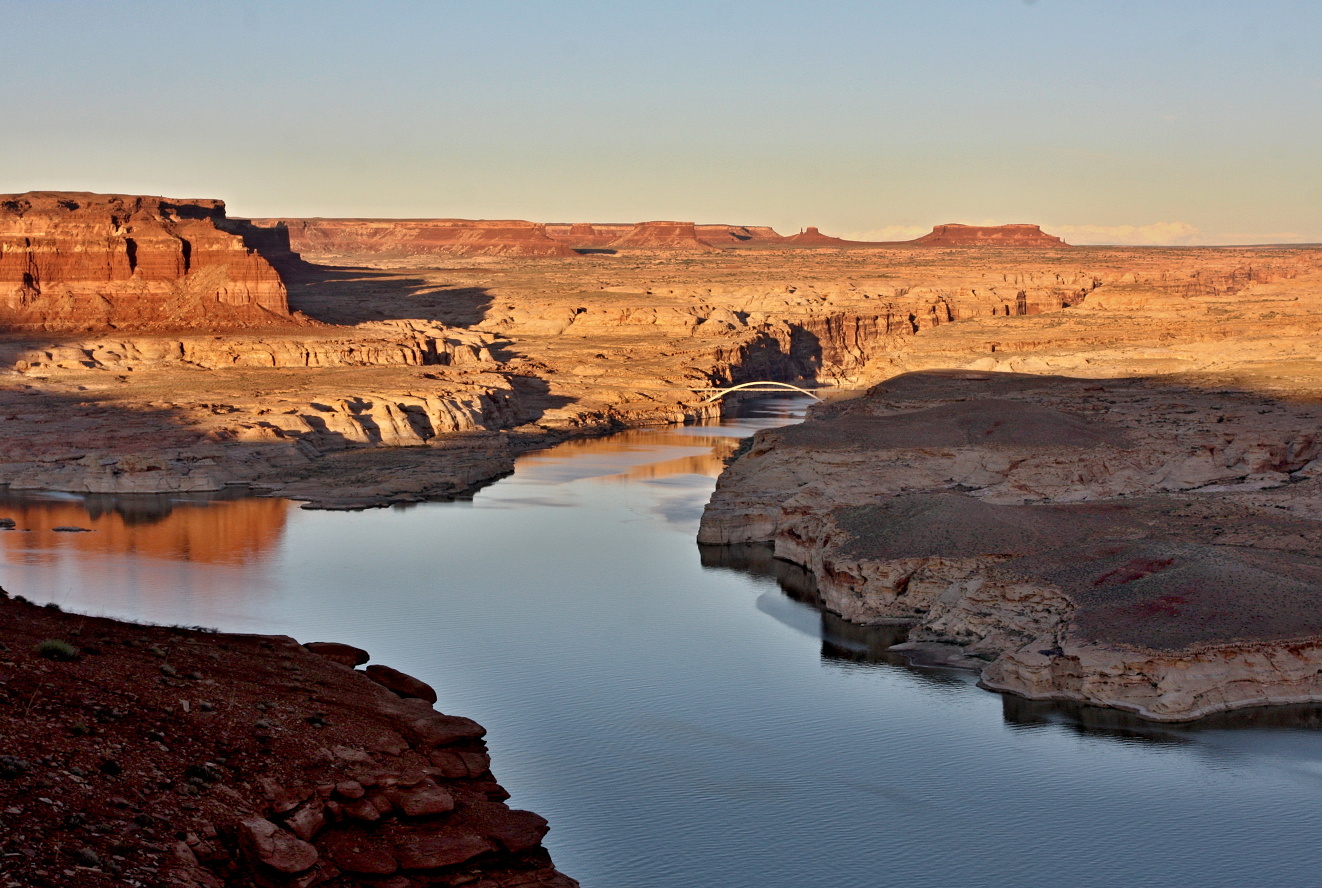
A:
[
  {"xmin": 0, "ymin": 591, "xmax": 577, "ymax": 887},
  {"xmin": 699, "ymin": 369, "xmax": 1322, "ymax": 721},
  {"xmin": 0, "ymin": 192, "xmax": 295, "ymax": 331}
]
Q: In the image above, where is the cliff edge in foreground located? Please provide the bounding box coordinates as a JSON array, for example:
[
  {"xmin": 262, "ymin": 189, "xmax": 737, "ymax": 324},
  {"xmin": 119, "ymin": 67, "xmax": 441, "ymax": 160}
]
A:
[
  {"xmin": 0, "ymin": 592, "xmax": 577, "ymax": 887},
  {"xmin": 699, "ymin": 370, "xmax": 1322, "ymax": 722}
]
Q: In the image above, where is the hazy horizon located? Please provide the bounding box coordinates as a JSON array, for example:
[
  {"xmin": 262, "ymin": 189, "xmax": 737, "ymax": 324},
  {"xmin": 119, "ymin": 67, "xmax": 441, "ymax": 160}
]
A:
[{"xmin": 4, "ymin": 0, "xmax": 1319, "ymax": 245}]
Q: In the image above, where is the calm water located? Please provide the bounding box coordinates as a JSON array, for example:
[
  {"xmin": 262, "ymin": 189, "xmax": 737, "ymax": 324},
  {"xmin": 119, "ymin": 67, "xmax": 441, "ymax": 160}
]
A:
[{"xmin": 3, "ymin": 398, "xmax": 1322, "ymax": 887}]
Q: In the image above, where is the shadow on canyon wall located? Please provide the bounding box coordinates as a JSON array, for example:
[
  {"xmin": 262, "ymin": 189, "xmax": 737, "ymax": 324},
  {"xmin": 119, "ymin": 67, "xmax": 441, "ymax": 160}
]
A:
[
  {"xmin": 281, "ymin": 260, "xmax": 495, "ymax": 327},
  {"xmin": 728, "ymin": 325, "xmax": 825, "ymax": 385},
  {"xmin": 698, "ymin": 540, "xmax": 1322, "ymax": 742}
]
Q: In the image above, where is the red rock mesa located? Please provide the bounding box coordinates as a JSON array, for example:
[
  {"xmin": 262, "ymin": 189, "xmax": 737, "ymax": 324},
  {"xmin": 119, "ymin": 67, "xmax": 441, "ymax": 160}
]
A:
[
  {"xmin": 259, "ymin": 218, "xmax": 577, "ymax": 260},
  {"xmin": 0, "ymin": 192, "xmax": 294, "ymax": 332},
  {"xmin": 908, "ymin": 223, "xmax": 1068, "ymax": 247}
]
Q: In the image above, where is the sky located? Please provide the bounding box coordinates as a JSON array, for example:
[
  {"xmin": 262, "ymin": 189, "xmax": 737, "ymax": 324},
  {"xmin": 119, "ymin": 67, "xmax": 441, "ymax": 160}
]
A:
[{"xmin": 3, "ymin": 0, "xmax": 1320, "ymax": 244}]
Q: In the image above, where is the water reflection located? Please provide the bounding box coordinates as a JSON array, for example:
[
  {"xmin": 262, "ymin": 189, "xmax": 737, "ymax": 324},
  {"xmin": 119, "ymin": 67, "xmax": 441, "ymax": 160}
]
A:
[
  {"xmin": 517, "ymin": 430, "xmax": 742, "ymax": 483},
  {"xmin": 1003, "ymin": 694, "xmax": 1322, "ymax": 741},
  {"xmin": 0, "ymin": 489, "xmax": 289, "ymax": 564}
]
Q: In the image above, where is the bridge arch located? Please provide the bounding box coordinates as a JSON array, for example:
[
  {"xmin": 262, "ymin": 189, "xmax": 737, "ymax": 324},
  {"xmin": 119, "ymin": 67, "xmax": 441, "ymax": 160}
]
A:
[{"xmin": 697, "ymin": 381, "xmax": 824, "ymax": 403}]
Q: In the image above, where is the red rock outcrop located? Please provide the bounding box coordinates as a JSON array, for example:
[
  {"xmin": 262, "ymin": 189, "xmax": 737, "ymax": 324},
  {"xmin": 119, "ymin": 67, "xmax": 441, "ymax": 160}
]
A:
[
  {"xmin": 0, "ymin": 593, "xmax": 578, "ymax": 886},
  {"xmin": 784, "ymin": 226, "xmax": 854, "ymax": 247},
  {"xmin": 906, "ymin": 223, "xmax": 1068, "ymax": 247},
  {"xmin": 259, "ymin": 219, "xmax": 576, "ymax": 261},
  {"xmin": 608, "ymin": 221, "xmax": 717, "ymax": 251},
  {"xmin": 0, "ymin": 192, "xmax": 295, "ymax": 332}
]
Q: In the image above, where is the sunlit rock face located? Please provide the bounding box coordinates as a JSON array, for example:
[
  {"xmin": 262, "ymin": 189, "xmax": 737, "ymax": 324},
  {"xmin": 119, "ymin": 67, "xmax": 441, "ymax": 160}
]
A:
[{"xmin": 0, "ymin": 191, "xmax": 294, "ymax": 331}]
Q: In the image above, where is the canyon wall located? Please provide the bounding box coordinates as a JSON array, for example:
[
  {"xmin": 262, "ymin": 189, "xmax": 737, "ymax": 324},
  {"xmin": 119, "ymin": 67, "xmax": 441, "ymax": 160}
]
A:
[{"xmin": 0, "ymin": 192, "xmax": 295, "ymax": 332}]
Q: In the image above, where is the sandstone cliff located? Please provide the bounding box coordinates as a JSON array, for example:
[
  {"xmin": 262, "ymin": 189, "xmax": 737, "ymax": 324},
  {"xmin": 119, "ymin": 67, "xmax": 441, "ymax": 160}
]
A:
[
  {"xmin": 0, "ymin": 192, "xmax": 295, "ymax": 332},
  {"xmin": 699, "ymin": 370, "xmax": 1322, "ymax": 721}
]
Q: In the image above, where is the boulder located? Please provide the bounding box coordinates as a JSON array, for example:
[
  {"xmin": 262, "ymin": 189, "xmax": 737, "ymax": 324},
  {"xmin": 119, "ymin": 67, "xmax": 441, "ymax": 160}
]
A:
[
  {"xmin": 303, "ymin": 641, "xmax": 370, "ymax": 668},
  {"xmin": 237, "ymin": 817, "xmax": 319, "ymax": 874},
  {"xmin": 392, "ymin": 829, "xmax": 494, "ymax": 870},
  {"xmin": 364, "ymin": 663, "xmax": 438, "ymax": 703}
]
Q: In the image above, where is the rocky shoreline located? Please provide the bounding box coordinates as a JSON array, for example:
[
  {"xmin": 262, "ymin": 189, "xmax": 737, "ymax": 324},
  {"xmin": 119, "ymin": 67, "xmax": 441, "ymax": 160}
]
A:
[
  {"xmin": 0, "ymin": 592, "xmax": 578, "ymax": 887},
  {"xmin": 699, "ymin": 370, "xmax": 1322, "ymax": 722}
]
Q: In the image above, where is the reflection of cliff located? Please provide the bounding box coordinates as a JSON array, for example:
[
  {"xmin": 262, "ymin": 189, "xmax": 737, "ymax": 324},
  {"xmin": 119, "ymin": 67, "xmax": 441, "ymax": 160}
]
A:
[
  {"xmin": 517, "ymin": 430, "xmax": 740, "ymax": 482},
  {"xmin": 0, "ymin": 494, "xmax": 289, "ymax": 564}
]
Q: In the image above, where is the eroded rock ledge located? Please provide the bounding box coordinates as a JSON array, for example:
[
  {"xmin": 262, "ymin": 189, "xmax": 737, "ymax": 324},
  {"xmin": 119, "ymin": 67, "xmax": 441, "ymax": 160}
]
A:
[
  {"xmin": 699, "ymin": 370, "xmax": 1322, "ymax": 722},
  {"xmin": 0, "ymin": 593, "xmax": 578, "ymax": 887}
]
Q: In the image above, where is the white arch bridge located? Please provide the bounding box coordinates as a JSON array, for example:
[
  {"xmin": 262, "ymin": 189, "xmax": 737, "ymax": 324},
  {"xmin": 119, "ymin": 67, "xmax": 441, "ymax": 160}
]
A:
[{"xmin": 692, "ymin": 381, "xmax": 825, "ymax": 403}]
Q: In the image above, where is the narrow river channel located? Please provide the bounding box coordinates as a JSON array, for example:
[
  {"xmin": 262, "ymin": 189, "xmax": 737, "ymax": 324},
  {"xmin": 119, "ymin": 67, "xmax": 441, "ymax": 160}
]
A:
[{"xmin": 3, "ymin": 397, "xmax": 1322, "ymax": 887}]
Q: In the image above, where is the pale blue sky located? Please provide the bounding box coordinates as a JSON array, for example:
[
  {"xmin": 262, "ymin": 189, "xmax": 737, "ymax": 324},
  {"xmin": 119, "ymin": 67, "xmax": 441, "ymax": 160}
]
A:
[{"xmin": 4, "ymin": 1, "xmax": 1319, "ymax": 243}]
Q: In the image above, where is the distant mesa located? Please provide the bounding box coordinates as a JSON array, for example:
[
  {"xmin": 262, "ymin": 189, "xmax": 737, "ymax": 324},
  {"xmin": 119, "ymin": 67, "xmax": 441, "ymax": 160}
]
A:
[
  {"xmin": 253, "ymin": 218, "xmax": 577, "ymax": 259},
  {"xmin": 545, "ymin": 222, "xmax": 785, "ymax": 250},
  {"xmin": 785, "ymin": 226, "xmax": 853, "ymax": 246},
  {"xmin": 696, "ymin": 225, "xmax": 786, "ymax": 247},
  {"xmin": 782, "ymin": 223, "xmax": 1069, "ymax": 248},
  {"xmin": 0, "ymin": 191, "xmax": 296, "ymax": 332},
  {"xmin": 607, "ymin": 221, "xmax": 719, "ymax": 251},
  {"xmin": 907, "ymin": 223, "xmax": 1068, "ymax": 247}
]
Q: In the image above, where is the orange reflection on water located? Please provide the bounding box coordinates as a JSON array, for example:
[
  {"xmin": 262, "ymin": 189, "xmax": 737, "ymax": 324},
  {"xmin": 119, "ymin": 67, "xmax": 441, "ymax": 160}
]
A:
[
  {"xmin": 0, "ymin": 494, "xmax": 290, "ymax": 565},
  {"xmin": 516, "ymin": 429, "xmax": 741, "ymax": 482}
]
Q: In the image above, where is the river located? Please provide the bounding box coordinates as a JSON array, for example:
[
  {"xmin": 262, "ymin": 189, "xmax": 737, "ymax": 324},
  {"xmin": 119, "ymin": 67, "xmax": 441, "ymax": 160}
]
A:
[{"xmin": 2, "ymin": 397, "xmax": 1321, "ymax": 887}]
